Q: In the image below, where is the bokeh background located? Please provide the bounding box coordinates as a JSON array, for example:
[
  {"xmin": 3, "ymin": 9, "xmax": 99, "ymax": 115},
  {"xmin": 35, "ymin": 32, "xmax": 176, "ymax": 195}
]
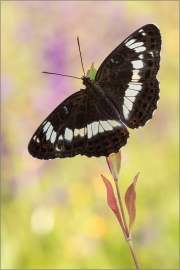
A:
[{"xmin": 1, "ymin": 1, "xmax": 179, "ymax": 269}]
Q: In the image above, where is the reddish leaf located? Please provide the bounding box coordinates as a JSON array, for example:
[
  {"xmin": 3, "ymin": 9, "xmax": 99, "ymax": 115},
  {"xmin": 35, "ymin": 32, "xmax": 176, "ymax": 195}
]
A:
[
  {"xmin": 101, "ymin": 174, "xmax": 126, "ymax": 234},
  {"xmin": 125, "ymin": 173, "xmax": 140, "ymax": 232},
  {"xmin": 106, "ymin": 151, "xmax": 121, "ymax": 181}
]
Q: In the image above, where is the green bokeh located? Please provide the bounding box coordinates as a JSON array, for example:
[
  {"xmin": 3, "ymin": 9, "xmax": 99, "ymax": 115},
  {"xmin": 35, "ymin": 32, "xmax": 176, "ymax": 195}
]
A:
[{"xmin": 2, "ymin": 1, "xmax": 179, "ymax": 269}]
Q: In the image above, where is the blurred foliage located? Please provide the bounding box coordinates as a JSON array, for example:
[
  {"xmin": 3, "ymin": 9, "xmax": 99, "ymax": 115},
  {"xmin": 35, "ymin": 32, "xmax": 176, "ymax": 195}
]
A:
[{"xmin": 1, "ymin": 1, "xmax": 179, "ymax": 269}]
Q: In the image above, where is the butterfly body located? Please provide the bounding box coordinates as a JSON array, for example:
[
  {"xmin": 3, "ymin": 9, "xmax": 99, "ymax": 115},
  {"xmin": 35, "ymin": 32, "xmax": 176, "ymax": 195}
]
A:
[
  {"xmin": 82, "ymin": 76, "xmax": 104, "ymax": 98},
  {"xmin": 28, "ymin": 24, "xmax": 161, "ymax": 159},
  {"xmin": 83, "ymin": 77, "xmax": 121, "ymax": 121}
]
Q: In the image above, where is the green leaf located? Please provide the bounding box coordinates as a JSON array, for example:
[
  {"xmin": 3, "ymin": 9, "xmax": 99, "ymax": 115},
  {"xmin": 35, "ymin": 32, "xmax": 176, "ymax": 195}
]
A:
[{"xmin": 89, "ymin": 62, "xmax": 97, "ymax": 79}]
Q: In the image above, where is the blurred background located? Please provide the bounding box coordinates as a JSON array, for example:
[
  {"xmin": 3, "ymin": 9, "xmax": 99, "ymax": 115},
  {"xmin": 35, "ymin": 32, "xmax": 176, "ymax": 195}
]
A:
[{"xmin": 1, "ymin": 1, "xmax": 179, "ymax": 269}]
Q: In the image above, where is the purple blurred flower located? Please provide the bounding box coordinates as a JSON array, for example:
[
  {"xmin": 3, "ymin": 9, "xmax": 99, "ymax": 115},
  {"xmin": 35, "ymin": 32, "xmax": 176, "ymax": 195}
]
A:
[
  {"xmin": 43, "ymin": 35, "xmax": 66, "ymax": 71},
  {"xmin": 41, "ymin": 34, "xmax": 73, "ymax": 100}
]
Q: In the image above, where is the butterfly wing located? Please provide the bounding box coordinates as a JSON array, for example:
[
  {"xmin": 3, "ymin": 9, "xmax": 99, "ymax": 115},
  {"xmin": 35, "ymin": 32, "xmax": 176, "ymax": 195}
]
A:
[
  {"xmin": 28, "ymin": 89, "xmax": 129, "ymax": 159},
  {"xmin": 29, "ymin": 24, "xmax": 161, "ymax": 159},
  {"xmin": 95, "ymin": 24, "xmax": 161, "ymax": 129},
  {"xmin": 81, "ymin": 96, "xmax": 129, "ymax": 157},
  {"xmin": 28, "ymin": 90, "xmax": 88, "ymax": 159}
]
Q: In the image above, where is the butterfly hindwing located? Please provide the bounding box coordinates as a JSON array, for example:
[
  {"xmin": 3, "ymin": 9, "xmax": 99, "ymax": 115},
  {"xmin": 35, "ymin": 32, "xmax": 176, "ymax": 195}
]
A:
[
  {"xmin": 81, "ymin": 96, "xmax": 129, "ymax": 157},
  {"xmin": 28, "ymin": 90, "xmax": 129, "ymax": 159}
]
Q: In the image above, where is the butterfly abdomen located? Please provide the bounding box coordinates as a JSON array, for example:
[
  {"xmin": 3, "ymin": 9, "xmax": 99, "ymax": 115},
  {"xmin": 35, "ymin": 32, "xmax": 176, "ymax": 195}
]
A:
[{"xmin": 84, "ymin": 77, "xmax": 120, "ymax": 121}]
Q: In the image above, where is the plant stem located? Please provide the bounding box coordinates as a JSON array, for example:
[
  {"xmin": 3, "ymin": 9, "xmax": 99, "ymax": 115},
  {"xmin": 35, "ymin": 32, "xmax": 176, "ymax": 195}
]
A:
[
  {"xmin": 127, "ymin": 238, "xmax": 140, "ymax": 269},
  {"xmin": 115, "ymin": 180, "xmax": 129, "ymax": 236},
  {"xmin": 115, "ymin": 180, "xmax": 140, "ymax": 269}
]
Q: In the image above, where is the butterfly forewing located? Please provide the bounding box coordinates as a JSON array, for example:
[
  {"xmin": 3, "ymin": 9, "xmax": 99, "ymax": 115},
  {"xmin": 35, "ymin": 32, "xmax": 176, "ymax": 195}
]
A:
[
  {"xmin": 28, "ymin": 90, "xmax": 87, "ymax": 159},
  {"xmin": 28, "ymin": 24, "xmax": 161, "ymax": 159},
  {"xmin": 96, "ymin": 24, "xmax": 161, "ymax": 129}
]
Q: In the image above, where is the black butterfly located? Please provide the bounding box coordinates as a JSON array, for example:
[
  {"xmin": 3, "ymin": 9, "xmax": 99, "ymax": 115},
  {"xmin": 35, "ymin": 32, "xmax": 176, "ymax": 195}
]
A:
[{"xmin": 28, "ymin": 24, "xmax": 161, "ymax": 159}]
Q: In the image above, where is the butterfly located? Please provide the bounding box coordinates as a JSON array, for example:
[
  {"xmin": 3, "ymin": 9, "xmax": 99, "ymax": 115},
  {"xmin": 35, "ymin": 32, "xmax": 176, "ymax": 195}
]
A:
[{"xmin": 28, "ymin": 24, "xmax": 161, "ymax": 159}]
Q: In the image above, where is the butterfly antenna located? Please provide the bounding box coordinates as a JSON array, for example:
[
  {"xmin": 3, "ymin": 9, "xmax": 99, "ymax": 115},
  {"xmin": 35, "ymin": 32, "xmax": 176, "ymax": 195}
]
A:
[
  {"xmin": 77, "ymin": 36, "xmax": 85, "ymax": 76},
  {"xmin": 42, "ymin": 71, "xmax": 81, "ymax": 80}
]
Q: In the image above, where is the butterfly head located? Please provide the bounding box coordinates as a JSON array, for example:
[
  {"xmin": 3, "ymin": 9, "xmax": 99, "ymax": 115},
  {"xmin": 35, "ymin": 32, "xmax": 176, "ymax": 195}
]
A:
[
  {"xmin": 82, "ymin": 76, "xmax": 92, "ymax": 86},
  {"xmin": 82, "ymin": 76, "xmax": 105, "ymax": 99}
]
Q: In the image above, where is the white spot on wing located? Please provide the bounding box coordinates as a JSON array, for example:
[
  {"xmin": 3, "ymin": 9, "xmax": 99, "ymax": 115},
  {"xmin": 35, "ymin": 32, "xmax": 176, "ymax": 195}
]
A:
[
  {"xmin": 79, "ymin": 127, "xmax": 86, "ymax": 137},
  {"xmin": 87, "ymin": 124, "xmax": 93, "ymax": 138},
  {"xmin": 128, "ymin": 83, "xmax": 142, "ymax": 91},
  {"xmin": 134, "ymin": 46, "xmax": 146, "ymax": 53},
  {"xmin": 125, "ymin": 89, "xmax": 139, "ymax": 97},
  {"xmin": 99, "ymin": 124, "xmax": 104, "ymax": 133},
  {"xmin": 50, "ymin": 130, "xmax": 56, "ymax": 143},
  {"xmin": 59, "ymin": 135, "xmax": 63, "ymax": 140},
  {"xmin": 37, "ymin": 138, "xmax": 40, "ymax": 143},
  {"xmin": 139, "ymin": 54, "xmax": 144, "ymax": 59},
  {"xmin": 46, "ymin": 125, "xmax": 53, "ymax": 140},
  {"xmin": 74, "ymin": 127, "xmax": 87, "ymax": 137},
  {"xmin": 87, "ymin": 120, "xmax": 122, "ymax": 134},
  {"xmin": 123, "ymin": 105, "xmax": 130, "ymax": 120},
  {"xmin": 123, "ymin": 98, "xmax": 133, "ymax": 111},
  {"xmin": 108, "ymin": 120, "xmax": 121, "ymax": 128},
  {"xmin": 92, "ymin": 121, "xmax": 99, "ymax": 136},
  {"xmin": 65, "ymin": 128, "xmax": 73, "ymax": 141},
  {"xmin": 33, "ymin": 135, "xmax": 36, "ymax": 141},
  {"xmin": 78, "ymin": 129, "xmax": 83, "ymax": 137},
  {"xmin": 100, "ymin": 121, "xmax": 113, "ymax": 131},
  {"xmin": 131, "ymin": 60, "xmax": 143, "ymax": 69},
  {"xmin": 111, "ymin": 58, "xmax": 115, "ymax": 63},
  {"xmin": 127, "ymin": 96, "xmax": 136, "ymax": 103},
  {"xmin": 132, "ymin": 70, "xmax": 140, "ymax": 81},
  {"xmin": 43, "ymin": 122, "xmax": 51, "ymax": 133},
  {"xmin": 128, "ymin": 42, "xmax": 144, "ymax": 49},
  {"xmin": 125, "ymin": 39, "xmax": 136, "ymax": 47},
  {"xmin": 74, "ymin": 129, "xmax": 79, "ymax": 136},
  {"xmin": 63, "ymin": 106, "xmax": 68, "ymax": 114}
]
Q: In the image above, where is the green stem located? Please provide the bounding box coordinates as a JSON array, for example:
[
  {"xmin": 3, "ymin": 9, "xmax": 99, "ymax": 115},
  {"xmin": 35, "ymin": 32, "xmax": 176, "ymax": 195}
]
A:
[
  {"xmin": 115, "ymin": 180, "xmax": 129, "ymax": 236},
  {"xmin": 127, "ymin": 238, "xmax": 140, "ymax": 269}
]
